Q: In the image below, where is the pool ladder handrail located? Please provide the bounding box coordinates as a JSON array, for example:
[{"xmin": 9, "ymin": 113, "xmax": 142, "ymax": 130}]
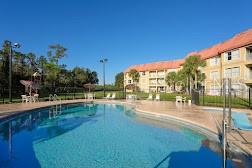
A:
[{"xmin": 49, "ymin": 94, "xmax": 62, "ymax": 112}]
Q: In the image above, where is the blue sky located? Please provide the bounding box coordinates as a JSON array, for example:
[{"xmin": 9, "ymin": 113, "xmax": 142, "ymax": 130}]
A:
[{"xmin": 1, "ymin": 0, "xmax": 252, "ymax": 83}]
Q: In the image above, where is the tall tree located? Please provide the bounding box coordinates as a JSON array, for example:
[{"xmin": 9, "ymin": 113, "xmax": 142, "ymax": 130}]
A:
[
  {"xmin": 128, "ymin": 69, "xmax": 140, "ymax": 92},
  {"xmin": 115, "ymin": 72, "xmax": 124, "ymax": 89},
  {"xmin": 182, "ymin": 55, "xmax": 206, "ymax": 93},
  {"xmin": 0, "ymin": 41, "xmax": 11, "ymax": 88},
  {"xmin": 38, "ymin": 55, "xmax": 47, "ymax": 85},
  {"xmin": 45, "ymin": 44, "xmax": 67, "ymax": 92},
  {"xmin": 165, "ymin": 72, "xmax": 178, "ymax": 92}
]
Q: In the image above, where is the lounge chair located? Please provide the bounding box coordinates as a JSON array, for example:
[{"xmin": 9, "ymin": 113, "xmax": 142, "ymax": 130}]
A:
[
  {"xmin": 109, "ymin": 93, "xmax": 116, "ymax": 99},
  {"xmin": 155, "ymin": 94, "xmax": 160, "ymax": 101},
  {"xmin": 232, "ymin": 112, "xmax": 252, "ymax": 131},
  {"xmin": 176, "ymin": 96, "xmax": 182, "ymax": 103},
  {"xmin": 104, "ymin": 93, "xmax": 111, "ymax": 99},
  {"xmin": 21, "ymin": 95, "xmax": 29, "ymax": 103},
  {"xmin": 147, "ymin": 94, "xmax": 153, "ymax": 100}
]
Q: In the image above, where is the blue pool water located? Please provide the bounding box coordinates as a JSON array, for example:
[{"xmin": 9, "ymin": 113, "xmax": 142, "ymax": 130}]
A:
[{"xmin": 0, "ymin": 103, "xmax": 250, "ymax": 168}]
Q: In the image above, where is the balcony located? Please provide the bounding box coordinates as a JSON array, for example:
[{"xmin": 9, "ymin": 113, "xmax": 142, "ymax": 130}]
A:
[
  {"xmin": 245, "ymin": 50, "xmax": 252, "ymax": 67},
  {"xmin": 244, "ymin": 72, "xmax": 252, "ymax": 85},
  {"xmin": 149, "ymin": 73, "xmax": 157, "ymax": 78}
]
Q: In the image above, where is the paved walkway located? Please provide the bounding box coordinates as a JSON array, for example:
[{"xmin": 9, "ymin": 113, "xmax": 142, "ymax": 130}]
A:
[
  {"xmin": 0, "ymin": 99, "xmax": 92, "ymax": 119},
  {"xmin": 0, "ymin": 99, "xmax": 252, "ymax": 156},
  {"xmin": 132, "ymin": 100, "xmax": 252, "ymax": 156}
]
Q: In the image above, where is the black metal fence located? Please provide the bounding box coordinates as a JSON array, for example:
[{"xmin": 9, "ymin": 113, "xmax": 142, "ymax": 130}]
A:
[
  {"xmin": 0, "ymin": 85, "xmax": 125, "ymax": 104},
  {"xmin": 191, "ymin": 88, "xmax": 252, "ymax": 109}
]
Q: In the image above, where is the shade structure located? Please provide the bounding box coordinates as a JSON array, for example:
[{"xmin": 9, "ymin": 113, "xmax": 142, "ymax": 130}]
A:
[
  {"xmin": 20, "ymin": 80, "xmax": 40, "ymax": 95},
  {"xmin": 83, "ymin": 83, "xmax": 96, "ymax": 92}
]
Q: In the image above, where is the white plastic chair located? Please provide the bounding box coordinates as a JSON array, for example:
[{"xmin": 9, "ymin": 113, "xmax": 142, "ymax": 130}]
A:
[
  {"xmin": 155, "ymin": 94, "xmax": 160, "ymax": 101},
  {"xmin": 182, "ymin": 97, "xmax": 186, "ymax": 103},
  {"xmin": 33, "ymin": 94, "xmax": 39, "ymax": 102},
  {"xmin": 176, "ymin": 96, "xmax": 182, "ymax": 103},
  {"xmin": 21, "ymin": 95, "xmax": 29, "ymax": 103},
  {"xmin": 147, "ymin": 94, "xmax": 153, "ymax": 100}
]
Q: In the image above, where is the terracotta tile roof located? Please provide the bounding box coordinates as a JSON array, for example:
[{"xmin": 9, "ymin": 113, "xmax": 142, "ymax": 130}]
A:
[
  {"xmin": 191, "ymin": 28, "xmax": 252, "ymax": 60},
  {"xmin": 125, "ymin": 28, "xmax": 252, "ymax": 73},
  {"xmin": 125, "ymin": 59, "xmax": 184, "ymax": 72}
]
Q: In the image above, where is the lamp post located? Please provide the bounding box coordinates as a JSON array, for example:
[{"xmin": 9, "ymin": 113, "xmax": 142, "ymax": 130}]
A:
[
  {"xmin": 7, "ymin": 41, "xmax": 21, "ymax": 103},
  {"xmin": 100, "ymin": 58, "xmax": 108, "ymax": 97}
]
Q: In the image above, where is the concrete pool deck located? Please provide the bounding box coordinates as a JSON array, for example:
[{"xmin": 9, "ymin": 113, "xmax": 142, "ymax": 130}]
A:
[{"xmin": 0, "ymin": 99, "xmax": 252, "ymax": 157}]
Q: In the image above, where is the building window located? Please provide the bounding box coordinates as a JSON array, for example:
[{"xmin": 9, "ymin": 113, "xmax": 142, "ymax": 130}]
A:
[
  {"xmin": 224, "ymin": 67, "xmax": 240, "ymax": 78},
  {"xmin": 128, "ymin": 80, "xmax": 132, "ymax": 84},
  {"xmin": 150, "ymin": 79, "xmax": 156, "ymax": 84},
  {"xmin": 157, "ymin": 71, "xmax": 165, "ymax": 77},
  {"xmin": 210, "ymin": 71, "xmax": 219, "ymax": 80},
  {"xmin": 150, "ymin": 72, "xmax": 156, "ymax": 77},
  {"xmin": 224, "ymin": 49, "xmax": 240, "ymax": 61},
  {"xmin": 232, "ymin": 67, "xmax": 240, "ymax": 77},
  {"xmin": 142, "ymin": 71, "xmax": 145, "ymax": 76},
  {"xmin": 159, "ymin": 86, "xmax": 165, "ymax": 92},
  {"xmin": 210, "ymin": 56, "xmax": 220, "ymax": 66},
  {"xmin": 158, "ymin": 79, "xmax": 164, "ymax": 84}
]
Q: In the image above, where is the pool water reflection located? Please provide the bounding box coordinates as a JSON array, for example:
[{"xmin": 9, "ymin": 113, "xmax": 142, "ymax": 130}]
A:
[{"xmin": 0, "ymin": 103, "xmax": 250, "ymax": 168}]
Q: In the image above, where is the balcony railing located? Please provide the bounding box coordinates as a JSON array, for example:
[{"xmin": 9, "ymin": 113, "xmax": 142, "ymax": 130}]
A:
[
  {"xmin": 246, "ymin": 53, "xmax": 252, "ymax": 61},
  {"xmin": 245, "ymin": 72, "xmax": 252, "ymax": 80}
]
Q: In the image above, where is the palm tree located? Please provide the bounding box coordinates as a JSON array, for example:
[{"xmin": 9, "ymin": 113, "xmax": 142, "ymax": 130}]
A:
[
  {"xmin": 182, "ymin": 55, "xmax": 206, "ymax": 93},
  {"xmin": 128, "ymin": 69, "xmax": 140, "ymax": 92},
  {"xmin": 165, "ymin": 72, "xmax": 178, "ymax": 92}
]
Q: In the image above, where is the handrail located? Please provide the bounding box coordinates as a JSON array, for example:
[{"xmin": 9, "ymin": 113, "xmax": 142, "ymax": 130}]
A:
[{"xmin": 49, "ymin": 94, "xmax": 61, "ymax": 102}]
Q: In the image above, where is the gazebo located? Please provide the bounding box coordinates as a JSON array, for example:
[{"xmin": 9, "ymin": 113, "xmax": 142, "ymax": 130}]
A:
[
  {"xmin": 83, "ymin": 83, "xmax": 96, "ymax": 92},
  {"xmin": 20, "ymin": 72, "xmax": 41, "ymax": 95}
]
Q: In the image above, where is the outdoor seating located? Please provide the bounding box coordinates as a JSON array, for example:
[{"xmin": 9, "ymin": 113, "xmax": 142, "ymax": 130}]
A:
[
  {"xmin": 126, "ymin": 94, "xmax": 137, "ymax": 101},
  {"xmin": 182, "ymin": 97, "xmax": 186, "ymax": 103},
  {"xmin": 155, "ymin": 94, "xmax": 160, "ymax": 101},
  {"xmin": 105, "ymin": 93, "xmax": 111, "ymax": 99},
  {"xmin": 109, "ymin": 93, "xmax": 116, "ymax": 99},
  {"xmin": 87, "ymin": 93, "xmax": 95, "ymax": 100},
  {"xmin": 176, "ymin": 96, "xmax": 182, "ymax": 102},
  {"xmin": 21, "ymin": 95, "xmax": 29, "ymax": 103},
  {"xmin": 232, "ymin": 112, "xmax": 252, "ymax": 131},
  {"xmin": 33, "ymin": 94, "xmax": 39, "ymax": 102},
  {"xmin": 147, "ymin": 94, "xmax": 153, "ymax": 100}
]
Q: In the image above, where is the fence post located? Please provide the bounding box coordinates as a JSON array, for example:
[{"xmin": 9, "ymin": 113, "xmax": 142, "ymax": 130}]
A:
[
  {"xmin": 203, "ymin": 89, "xmax": 205, "ymax": 105},
  {"xmin": 74, "ymin": 87, "xmax": 76, "ymax": 99},
  {"xmin": 249, "ymin": 88, "xmax": 251, "ymax": 108}
]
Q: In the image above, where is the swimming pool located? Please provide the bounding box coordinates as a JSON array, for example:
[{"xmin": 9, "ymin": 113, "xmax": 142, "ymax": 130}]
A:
[{"xmin": 0, "ymin": 103, "xmax": 251, "ymax": 168}]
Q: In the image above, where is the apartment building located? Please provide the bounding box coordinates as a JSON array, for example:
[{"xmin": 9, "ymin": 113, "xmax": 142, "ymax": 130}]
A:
[
  {"xmin": 124, "ymin": 29, "xmax": 252, "ymax": 94},
  {"xmin": 124, "ymin": 60, "xmax": 184, "ymax": 93}
]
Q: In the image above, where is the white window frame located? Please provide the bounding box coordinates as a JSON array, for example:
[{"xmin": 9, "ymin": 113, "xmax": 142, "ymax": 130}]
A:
[
  {"xmin": 224, "ymin": 49, "xmax": 240, "ymax": 61},
  {"xmin": 210, "ymin": 56, "xmax": 220, "ymax": 66},
  {"xmin": 224, "ymin": 67, "xmax": 240, "ymax": 78},
  {"xmin": 210, "ymin": 71, "xmax": 220, "ymax": 80}
]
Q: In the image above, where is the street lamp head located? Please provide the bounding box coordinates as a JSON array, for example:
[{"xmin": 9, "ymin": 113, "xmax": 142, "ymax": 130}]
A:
[
  {"xmin": 100, "ymin": 58, "xmax": 108, "ymax": 63},
  {"xmin": 13, "ymin": 43, "xmax": 21, "ymax": 48}
]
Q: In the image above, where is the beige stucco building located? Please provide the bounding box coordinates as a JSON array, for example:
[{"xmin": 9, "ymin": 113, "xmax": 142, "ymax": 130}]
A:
[{"xmin": 124, "ymin": 29, "xmax": 252, "ymax": 95}]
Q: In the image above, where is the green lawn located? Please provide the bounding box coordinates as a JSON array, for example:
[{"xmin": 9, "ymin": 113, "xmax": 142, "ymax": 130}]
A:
[
  {"xmin": 1, "ymin": 91, "xmax": 251, "ymax": 109},
  {"xmin": 199, "ymin": 95, "xmax": 250, "ymax": 109}
]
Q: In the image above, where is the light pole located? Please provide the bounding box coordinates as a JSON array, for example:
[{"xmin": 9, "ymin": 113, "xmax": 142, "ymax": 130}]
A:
[
  {"xmin": 7, "ymin": 41, "xmax": 21, "ymax": 103},
  {"xmin": 100, "ymin": 58, "xmax": 108, "ymax": 97}
]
